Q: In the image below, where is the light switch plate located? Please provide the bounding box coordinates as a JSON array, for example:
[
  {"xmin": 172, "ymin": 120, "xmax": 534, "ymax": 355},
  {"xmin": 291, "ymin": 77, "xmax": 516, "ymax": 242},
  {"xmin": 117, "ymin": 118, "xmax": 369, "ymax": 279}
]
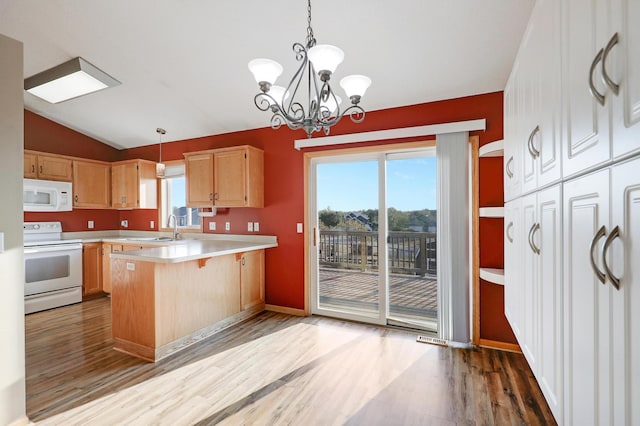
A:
[
  {"xmin": 150, "ymin": 221, "xmax": 155, "ymax": 229},
  {"xmin": 225, "ymin": 222, "xmax": 231, "ymax": 231},
  {"xmin": 209, "ymin": 222, "xmax": 216, "ymax": 231},
  {"xmin": 121, "ymin": 220, "xmax": 128, "ymax": 228},
  {"xmin": 247, "ymin": 222, "xmax": 254, "ymax": 232},
  {"xmin": 253, "ymin": 222, "xmax": 260, "ymax": 232},
  {"xmin": 126, "ymin": 262, "xmax": 135, "ymax": 271},
  {"xmin": 297, "ymin": 223, "xmax": 303, "ymax": 233},
  {"xmin": 88, "ymin": 220, "xmax": 94, "ymax": 229}
]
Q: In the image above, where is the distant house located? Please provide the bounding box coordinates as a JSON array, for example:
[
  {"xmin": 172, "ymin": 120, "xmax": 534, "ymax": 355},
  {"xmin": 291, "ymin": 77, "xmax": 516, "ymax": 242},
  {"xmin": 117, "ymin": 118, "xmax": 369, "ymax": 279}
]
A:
[{"xmin": 344, "ymin": 212, "xmax": 372, "ymax": 231}]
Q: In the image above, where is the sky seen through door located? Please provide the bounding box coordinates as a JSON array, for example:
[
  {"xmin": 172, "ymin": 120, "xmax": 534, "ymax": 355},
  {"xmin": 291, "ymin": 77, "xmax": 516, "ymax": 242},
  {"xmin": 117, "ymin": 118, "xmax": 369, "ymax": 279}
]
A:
[{"xmin": 317, "ymin": 157, "xmax": 436, "ymax": 211}]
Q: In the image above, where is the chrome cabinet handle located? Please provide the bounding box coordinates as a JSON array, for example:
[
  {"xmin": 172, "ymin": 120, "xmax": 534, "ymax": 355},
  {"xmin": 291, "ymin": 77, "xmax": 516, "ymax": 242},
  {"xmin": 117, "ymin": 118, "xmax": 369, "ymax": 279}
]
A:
[
  {"xmin": 589, "ymin": 48, "xmax": 606, "ymax": 106},
  {"xmin": 214, "ymin": 192, "xmax": 219, "ymax": 201},
  {"xmin": 527, "ymin": 125, "xmax": 541, "ymax": 159},
  {"xmin": 602, "ymin": 33, "xmax": 620, "ymax": 95},
  {"xmin": 506, "ymin": 156, "xmax": 514, "ymax": 179},
  {"xmin": 506, "ymin": 222, "xmax": 514, "ymax": 244},
  {"xmin": 241, "ymin": 257, "xmax": 246, "ymax": 266},
  {"xmin": 602, "ymin": 225, "xmax": 621, "ymax": 289},
  {"xmin": 209, "ymin": 193, "xmax": 213, "ymax": 201},
  {"xmin": 589, "ymin": 225, "xmax": 607, "ymax": 284},
  {"xmin": 528, "ymin": 223, "xmax": 541, "ymax": 255}
]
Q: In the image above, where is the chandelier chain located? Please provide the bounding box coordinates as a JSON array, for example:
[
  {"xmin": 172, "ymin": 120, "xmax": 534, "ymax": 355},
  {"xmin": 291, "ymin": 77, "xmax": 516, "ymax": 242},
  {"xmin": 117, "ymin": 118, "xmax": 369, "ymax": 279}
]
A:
[{"xmin": 306, "ymin": 0, "xmax": 316, "ymax": 48}]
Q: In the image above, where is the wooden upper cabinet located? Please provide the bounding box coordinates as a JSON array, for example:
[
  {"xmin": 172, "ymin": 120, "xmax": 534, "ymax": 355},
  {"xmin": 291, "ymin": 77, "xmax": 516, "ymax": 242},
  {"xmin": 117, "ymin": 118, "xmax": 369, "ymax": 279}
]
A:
[
  {"xmin": 24, "ymin": 152, "xmax": 37, "ymax": 178},
  {"xmin": 72, "ymin": 160, "xmax": 111, "ymax": 209},
  {"xmin": 24, "ymin": 151, "xmax": 73, "ymax": 181},
  {"xmin": 185, "ymin": 146, "xmax": 264, "ymax": 208},
  {"xmin": 184, "ymin": 152, "xmax": 214, "ymax": 207},
  {"xmin": 214, "ymin": 146, "xmax": 264, "ymax": 207},
  {"xmin": 111, "ymin": 159, "xmax": 157, "ymax": 209}
]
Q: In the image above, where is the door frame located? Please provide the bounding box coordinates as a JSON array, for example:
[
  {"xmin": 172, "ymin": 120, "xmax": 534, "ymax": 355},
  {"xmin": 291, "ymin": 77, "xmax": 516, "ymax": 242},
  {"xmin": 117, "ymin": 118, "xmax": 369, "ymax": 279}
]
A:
[{"xmin": 302, "ymin": 140, "xmax": 436, "ymax": 318}]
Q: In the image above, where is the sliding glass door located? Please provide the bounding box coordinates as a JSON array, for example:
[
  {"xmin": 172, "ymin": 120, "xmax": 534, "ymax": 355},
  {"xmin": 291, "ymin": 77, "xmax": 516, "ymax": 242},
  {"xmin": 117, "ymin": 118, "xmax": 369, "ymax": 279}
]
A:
[{"xmin": 309, "ymin": 149, "xmax": 437, "ymax": 331}]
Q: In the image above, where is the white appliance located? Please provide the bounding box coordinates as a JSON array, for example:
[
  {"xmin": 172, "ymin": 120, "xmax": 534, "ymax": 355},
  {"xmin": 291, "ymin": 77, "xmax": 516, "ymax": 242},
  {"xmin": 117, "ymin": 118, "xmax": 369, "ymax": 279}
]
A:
[
  {"xmin": 24, "ymin": 222, "xmax": 82, "ymax": 314},
  {"xmin": 23, "ymin": 178, "xmax": 73, "ymax": 212}
]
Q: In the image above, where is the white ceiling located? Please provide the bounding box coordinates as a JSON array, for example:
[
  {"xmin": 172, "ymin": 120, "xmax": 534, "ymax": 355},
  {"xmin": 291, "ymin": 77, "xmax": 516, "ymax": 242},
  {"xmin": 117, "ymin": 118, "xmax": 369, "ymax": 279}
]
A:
[{"xmin": 0, "ymin": 0, "xmax": 534, "ymax": 149}]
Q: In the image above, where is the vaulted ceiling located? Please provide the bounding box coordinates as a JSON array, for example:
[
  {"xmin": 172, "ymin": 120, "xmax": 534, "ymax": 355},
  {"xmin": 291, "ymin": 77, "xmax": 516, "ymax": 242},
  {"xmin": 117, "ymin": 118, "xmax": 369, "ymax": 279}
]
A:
[{"xmin": 1, "ymin": 0, "xmax": 534, "ymax": 149}]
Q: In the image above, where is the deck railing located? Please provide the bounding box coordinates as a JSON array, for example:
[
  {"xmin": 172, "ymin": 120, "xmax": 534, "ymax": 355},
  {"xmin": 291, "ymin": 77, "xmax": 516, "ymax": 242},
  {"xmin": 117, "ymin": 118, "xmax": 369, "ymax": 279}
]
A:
[{"xmin": 318, "ymin": 230, "xmax": 436, "ymax": 276}]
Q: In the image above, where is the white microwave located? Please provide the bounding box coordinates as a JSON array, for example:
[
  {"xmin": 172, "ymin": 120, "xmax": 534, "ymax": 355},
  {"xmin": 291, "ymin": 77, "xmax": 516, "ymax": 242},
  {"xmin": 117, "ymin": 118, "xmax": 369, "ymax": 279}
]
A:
[{"xmin": 23, "ymin": 179, "xmax": 73, "ymax": 212}]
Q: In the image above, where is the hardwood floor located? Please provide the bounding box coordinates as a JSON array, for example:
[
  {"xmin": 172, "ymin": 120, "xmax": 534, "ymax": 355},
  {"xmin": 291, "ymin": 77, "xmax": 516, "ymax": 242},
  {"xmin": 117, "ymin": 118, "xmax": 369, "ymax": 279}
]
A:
[{"xmin": 26, "ymin": 297, "xmax": 555, "ymax": 425}]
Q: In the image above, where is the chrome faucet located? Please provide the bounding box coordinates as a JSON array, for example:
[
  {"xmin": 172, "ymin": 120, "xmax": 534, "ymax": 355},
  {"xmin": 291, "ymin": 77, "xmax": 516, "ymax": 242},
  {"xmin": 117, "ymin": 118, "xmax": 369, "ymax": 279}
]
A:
[{"xmin": 167, "ymin": 214, "xmax": 179, "ymax": 240}]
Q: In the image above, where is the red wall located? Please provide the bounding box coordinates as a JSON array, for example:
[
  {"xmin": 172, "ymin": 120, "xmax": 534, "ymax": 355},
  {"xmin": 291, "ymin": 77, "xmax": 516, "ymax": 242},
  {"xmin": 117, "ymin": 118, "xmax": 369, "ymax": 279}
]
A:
[
  {"xmin": 23, "ymin": 92, "xmax": 512, "ymax": 343},
  {"xmin": 24, "ymin": 110, "xmax": 120, "ymax": 161}
]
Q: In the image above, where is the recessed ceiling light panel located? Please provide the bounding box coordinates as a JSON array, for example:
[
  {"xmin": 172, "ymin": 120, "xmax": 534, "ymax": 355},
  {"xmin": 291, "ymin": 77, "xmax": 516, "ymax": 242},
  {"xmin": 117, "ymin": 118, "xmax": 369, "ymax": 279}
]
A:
[{"xmin": 24, "ymin": 57, "xmax": 120, "ymax": 104}]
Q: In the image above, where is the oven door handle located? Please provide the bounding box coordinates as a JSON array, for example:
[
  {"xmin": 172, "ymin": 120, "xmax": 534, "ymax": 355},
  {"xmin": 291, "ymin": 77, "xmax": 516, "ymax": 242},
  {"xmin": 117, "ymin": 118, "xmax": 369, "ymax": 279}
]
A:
[{"xmin": 24, "ymin": 244, "xmax": 83, "ymax": 254}]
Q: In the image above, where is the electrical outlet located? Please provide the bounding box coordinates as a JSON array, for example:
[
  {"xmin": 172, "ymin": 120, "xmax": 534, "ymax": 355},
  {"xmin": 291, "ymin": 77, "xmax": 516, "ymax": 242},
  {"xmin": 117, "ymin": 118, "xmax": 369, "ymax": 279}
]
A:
[
  {"xmin": 297, "ymin": 223, "xmax": 303, "ymax": 233},
  {"xmin": 121, "ymin": 220, "xmax": 128, "ymax": 228},
  {"xmin": 225, "ymin": 222, "xmax": 231, "ymax": 231},
  {"xmin": 209, "ymin": 222, "xmax": 216, "ymax": 231},
  {"xmin": 150, "ymin": 220, "xmax": 155, "ymax": 229},
  {"xmin": 248, "ymin": 222, "xmax": 254, "ymax": 232},
  {"xmin": 88, "ymin": 220, "xmax": 94, "ymax": 229},
  {"xmin": 253, "ymin": 222, "xmax": 260, "ymax": 232}
]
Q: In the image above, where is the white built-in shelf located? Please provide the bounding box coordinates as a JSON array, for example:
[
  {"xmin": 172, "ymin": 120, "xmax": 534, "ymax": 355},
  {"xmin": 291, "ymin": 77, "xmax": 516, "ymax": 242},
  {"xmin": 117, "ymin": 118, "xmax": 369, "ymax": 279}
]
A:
[
  {"xmin": 479, "ymin": 207, "xmax": 504, "ymax": 218},
  {"xmin": 480, "ymin": 268, "xmax": 504, "ymax": 285},
  {"xmin": 479, "ymin": 140, "xmax": 504, "ymax": 157}
]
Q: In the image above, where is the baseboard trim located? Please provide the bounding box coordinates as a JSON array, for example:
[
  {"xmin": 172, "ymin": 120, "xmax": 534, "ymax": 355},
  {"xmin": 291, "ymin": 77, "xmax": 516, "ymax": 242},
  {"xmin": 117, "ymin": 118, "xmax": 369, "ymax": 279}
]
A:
[
  {"xmin": 265, "ymin": 304, "xmax": 307, "ymax": 316},
  {"xmin": 7, "ymin": 415, "xmax": 30, "ymax": 426},
  {"xmin": 478, "ymin": 338, "xmax": 521, "ymax": 353}
]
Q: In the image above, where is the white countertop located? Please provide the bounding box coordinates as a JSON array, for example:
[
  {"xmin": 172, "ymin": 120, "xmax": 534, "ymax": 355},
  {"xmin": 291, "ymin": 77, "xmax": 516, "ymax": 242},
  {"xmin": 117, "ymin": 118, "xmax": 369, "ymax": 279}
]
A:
[{"xmin": 109, "ymin": 238, "xmax": 277, "ymax": 263}]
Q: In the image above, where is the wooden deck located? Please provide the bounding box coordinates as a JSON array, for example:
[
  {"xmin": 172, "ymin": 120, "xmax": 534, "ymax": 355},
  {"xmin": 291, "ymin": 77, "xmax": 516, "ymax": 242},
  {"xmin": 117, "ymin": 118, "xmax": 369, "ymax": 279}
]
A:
[{"xmin": 319, "ymin": 268, "xmax": 437, "ymax": 321}]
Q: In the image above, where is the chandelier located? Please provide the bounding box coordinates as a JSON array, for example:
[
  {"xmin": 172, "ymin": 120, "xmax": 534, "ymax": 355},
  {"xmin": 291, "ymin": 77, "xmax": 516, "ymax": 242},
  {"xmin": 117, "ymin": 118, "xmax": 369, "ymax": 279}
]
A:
[{"xmin": 248, "ymin": 0, "xmax": 371, "ymax": 138}]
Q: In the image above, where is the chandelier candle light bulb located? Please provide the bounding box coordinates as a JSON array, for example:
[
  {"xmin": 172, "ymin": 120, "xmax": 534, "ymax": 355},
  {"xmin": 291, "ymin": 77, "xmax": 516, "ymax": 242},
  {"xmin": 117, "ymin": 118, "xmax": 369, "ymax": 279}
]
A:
[{"xmin": 248, "ymin": 0, "xmax": 371, "ymax": 138}]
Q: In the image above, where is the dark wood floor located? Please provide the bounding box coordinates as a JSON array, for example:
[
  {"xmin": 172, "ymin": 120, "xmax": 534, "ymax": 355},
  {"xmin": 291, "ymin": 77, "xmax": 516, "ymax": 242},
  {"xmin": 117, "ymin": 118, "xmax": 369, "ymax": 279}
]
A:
[{"xmin": 26, "ymin": 297, "xmax": 555, "ymax": 425}]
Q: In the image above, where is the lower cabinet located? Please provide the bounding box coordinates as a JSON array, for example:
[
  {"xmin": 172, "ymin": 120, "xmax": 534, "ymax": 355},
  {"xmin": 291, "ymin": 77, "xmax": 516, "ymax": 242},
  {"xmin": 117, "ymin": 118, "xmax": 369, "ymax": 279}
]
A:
[
  {"xmin": 563, "ymin": 157, "xmax": 640, "ymax": 425},
  {"xmin": 82, "ymin": 242, "xmax": 103, "ymax": 297},
  {"xmin": 505, "ymin": 185, "xmax": 563, "ymax": 421},
  {"xmin": 240, "ymin": 250, "xmax": 265, "ymax": 310},
  {"xmin": 506, "ymin": 156, "xmax": 640, "ymax": 425}
]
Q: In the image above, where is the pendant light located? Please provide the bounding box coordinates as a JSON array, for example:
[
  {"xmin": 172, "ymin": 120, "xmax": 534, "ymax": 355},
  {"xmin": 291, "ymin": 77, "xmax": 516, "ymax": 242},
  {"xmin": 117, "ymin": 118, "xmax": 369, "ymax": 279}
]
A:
[{"xmin": 156, "ymin": 128, "xmax": 166, "ymax": 178}]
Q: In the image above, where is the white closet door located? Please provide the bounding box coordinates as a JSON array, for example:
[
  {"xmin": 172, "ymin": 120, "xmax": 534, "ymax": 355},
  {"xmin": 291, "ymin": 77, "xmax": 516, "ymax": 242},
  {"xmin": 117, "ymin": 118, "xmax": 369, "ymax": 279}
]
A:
[
  {"xmin": 611, "ymin": 0, "xmax": 640, "ymax": 160},
  {"xmin": 610, "ymin": 157, "xmax": 640, "ymax": 425},
  {"xmin": 561, "ymin": 0, "xmax": 612, "ymax": 178},
  {"xmin": 563, "ymin": 169, "xmax": 611, "ymax": 426},
  {"xmin": 536, "ymin": 184, "xmax": 563, "ymax": 421},
  {"xmin": 521, "ymin": 192, "xmax": 538, "ymax": 373},
  {"xmin": 504, "ymin": 198, "xmax": 523, "ymax": 341}
]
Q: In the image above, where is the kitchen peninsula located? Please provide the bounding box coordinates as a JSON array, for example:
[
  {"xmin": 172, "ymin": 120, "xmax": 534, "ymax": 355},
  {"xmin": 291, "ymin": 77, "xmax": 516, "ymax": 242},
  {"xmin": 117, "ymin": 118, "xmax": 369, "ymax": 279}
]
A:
[{"xmin": 109, "ymin": 236, "xmax": 277, "ymax": 362}]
